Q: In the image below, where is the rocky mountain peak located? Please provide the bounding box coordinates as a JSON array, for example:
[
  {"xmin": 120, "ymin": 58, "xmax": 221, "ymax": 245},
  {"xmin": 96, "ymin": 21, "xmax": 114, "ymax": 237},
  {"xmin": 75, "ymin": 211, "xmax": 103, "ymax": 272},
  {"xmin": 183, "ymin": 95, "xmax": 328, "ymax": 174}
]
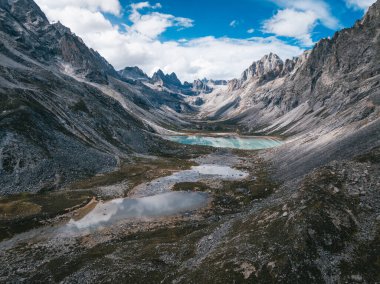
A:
[
  {"xmin": 168, "ymin": 72, "xmax": 181, "ymax": 85},
  {"xmin": 119, "ymin": 66, "xmax": 149, "ymax": 81},
  {"xmin": 241, "ymin": 53, "xmax": 284, "ymax": 82},
  {"xmin": 152, "ymin": 69, "xmax": 182, "ymax": 87},
  {"xmin": 227, "ymin": 53, "xmax": 286, "ymax": 91},
  {"xmin": 154, "ymin": 69, "xmax": 165, "ymax": 77}
]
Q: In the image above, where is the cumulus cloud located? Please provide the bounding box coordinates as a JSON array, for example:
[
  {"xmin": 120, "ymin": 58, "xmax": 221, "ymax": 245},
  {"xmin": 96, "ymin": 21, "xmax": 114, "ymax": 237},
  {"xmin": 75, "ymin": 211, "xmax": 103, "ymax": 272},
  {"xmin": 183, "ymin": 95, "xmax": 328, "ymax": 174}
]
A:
[
  {"xmin": 127, "ymin": 2, "xmax": 193, "ymax": 38},
  {"xmin": 345, "ymin": 0, "xmax": 376, "ymax": 10},
  {"xmin": 35, "ymin": 0, "xmax": 303, "ymax": 81},
  {"xmin": 35, "ymin": 0, "xmax": 122, "ymax": 16},
  {"xmin": 263, "ymin": 9, "xmax": 317, "ymax": 46},
  {"xmin": 247, "ymin": 28, "xmax": 255, "ymax": 34},
  {"xmin": 263, "ymin": 0, "xmax": 339, "ymax": 46}
]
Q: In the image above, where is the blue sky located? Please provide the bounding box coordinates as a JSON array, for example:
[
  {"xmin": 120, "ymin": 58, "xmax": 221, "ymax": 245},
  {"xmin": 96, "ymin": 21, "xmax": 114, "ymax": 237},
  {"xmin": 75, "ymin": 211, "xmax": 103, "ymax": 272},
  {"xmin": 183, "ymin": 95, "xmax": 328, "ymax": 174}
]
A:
[
  {"xmin": 36, "ymin": 0, "xmax": 375, "ymax": 81},
  {"xmin": 116, "ymin": 0, "xmax": 365, "ymax": 43}
]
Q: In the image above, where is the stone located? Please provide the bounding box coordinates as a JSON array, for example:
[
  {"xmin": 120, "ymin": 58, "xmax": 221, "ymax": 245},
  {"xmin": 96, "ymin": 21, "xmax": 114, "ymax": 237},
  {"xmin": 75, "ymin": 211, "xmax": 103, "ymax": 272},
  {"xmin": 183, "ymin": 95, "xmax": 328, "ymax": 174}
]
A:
[
  {"xmin": 332, "ymin": 187, "xmax": 340, "ymax": 194},
  {"xmin": 350, "ymin": 274, "xmax": 363, "ymax": 282}
]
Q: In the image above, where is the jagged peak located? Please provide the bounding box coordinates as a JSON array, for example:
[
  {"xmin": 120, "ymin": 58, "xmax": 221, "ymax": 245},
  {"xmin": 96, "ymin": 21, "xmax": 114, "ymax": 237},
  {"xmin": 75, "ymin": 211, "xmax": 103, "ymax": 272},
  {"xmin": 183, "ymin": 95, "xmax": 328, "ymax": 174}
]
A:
[
  {"xmin": 154, "ymin": 69, "xmax": 165, "ymax": 76},
  {"xmin": 121, "ymin": 66, "xmax": 145, "ymax": 73},
  {"xmin": 240, "ymin": 52, "xmax": 284, "ymax": 83},
  {"xmin": 119, "ymin": 66, "xmax": 149, "ymax": 81},
  {"xmin": 152, "ymin": 69, "xmax": 182, "ymax": 87},
  {"xmin": 261, "ymin": 52, "xmax": 281, "ymax": 61},
  {"xmin": 168, "ymin": 72, "xmax": 179, "ymax": 80}
]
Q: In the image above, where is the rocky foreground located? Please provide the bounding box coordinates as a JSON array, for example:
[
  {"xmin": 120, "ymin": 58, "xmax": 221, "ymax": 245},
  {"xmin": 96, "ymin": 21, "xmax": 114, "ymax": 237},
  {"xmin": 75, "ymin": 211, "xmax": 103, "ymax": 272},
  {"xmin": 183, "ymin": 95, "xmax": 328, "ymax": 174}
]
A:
[{"xmin": 0, "ymin": 147, "xmax": 379, "ymax": 283}]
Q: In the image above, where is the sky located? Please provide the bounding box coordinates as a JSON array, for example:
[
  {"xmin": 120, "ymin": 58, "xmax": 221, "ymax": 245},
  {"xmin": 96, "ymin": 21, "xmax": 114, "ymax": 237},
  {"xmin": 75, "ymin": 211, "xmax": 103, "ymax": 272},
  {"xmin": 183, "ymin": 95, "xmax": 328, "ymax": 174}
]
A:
[{"xmin": 35, "ymin": 0, "xmax": 376, "ymax": 82}]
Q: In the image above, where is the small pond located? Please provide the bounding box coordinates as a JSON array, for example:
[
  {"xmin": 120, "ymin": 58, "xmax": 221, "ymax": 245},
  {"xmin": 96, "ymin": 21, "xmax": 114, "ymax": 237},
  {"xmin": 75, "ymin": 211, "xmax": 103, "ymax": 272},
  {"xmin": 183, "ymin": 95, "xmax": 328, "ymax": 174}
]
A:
[{"xmin": 67, "ymin": 191, "xmax": 209, "ymax": 231}]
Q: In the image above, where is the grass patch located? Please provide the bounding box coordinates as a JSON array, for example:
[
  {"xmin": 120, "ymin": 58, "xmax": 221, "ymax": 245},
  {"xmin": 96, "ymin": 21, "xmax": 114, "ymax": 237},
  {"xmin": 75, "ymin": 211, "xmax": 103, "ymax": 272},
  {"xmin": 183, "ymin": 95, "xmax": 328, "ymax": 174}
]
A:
[
  {"xmin": 0, "ymin": 190, "xmax": 92, "ymax": 241},
  {"xmin": 70, "ymin": 157, "xmax": 197, "ymax": 192}
]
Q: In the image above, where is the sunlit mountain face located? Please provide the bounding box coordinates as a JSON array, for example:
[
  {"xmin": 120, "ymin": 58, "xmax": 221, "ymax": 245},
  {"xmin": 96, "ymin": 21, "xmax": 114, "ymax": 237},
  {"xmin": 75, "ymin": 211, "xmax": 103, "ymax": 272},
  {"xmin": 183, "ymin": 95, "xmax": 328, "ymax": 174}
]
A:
[{"xmin": 35, "ymin": 0, "xmax": 373, "ymax": 81}]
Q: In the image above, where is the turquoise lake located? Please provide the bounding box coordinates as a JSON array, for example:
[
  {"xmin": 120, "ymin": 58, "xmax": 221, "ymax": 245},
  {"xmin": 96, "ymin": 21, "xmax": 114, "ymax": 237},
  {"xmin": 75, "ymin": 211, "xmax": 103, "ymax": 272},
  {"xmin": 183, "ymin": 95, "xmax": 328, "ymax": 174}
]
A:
[{"xmin": 166, "ymin": 135, "xmax": 283, "ymax": 150}]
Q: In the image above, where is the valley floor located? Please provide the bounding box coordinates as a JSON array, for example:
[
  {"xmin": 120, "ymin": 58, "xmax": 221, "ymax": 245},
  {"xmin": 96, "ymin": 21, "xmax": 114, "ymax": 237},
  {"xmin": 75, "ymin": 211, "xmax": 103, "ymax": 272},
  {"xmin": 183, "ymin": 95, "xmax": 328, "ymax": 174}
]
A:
[{"xmin": 0, "ymin": 135, "xmax": 379, "ymax": 283}]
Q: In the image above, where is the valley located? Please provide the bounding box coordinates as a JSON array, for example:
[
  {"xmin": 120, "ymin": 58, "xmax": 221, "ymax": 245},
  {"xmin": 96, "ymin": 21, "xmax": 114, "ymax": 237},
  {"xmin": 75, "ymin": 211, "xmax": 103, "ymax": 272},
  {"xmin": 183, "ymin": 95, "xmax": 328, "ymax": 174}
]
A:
[{"xmin": 0, "ymin": 0, "xmax": 379, "ymax": 282}]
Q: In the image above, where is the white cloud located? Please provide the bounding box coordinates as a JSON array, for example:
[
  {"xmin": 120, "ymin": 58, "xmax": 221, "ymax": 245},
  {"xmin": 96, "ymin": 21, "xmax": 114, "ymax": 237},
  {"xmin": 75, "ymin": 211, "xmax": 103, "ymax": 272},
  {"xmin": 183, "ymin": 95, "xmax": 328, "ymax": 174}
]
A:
[
  {"xmin": 269, "ymin": 0, "xmax": 339, "ymax": 29},
  {"xmin": 127, "ymin": 2, "xmax": 193, "ymax": 38},
  {"xmin": 263, "ymin": 9, "xmax": 317, "ymax": 46},
  {"xmin": 229, "ymin": 20, "xmax": 239, "ymax": 27},
  {"xmin": 247, "ymin": 28, "xmax": 255, "ymax": 34},
  {"xmin": 345, "ymin": 0, "xmax": 376, "ymax": 10},
  {"xmin": 263, "ymin": 0, "xmax": 339, "ymax": 46},
  {"xmin": 35, "ymin": 0, "xmax": 122, "ymax": 16},
  {"xmin": 35, "ymin": 1, "xmax": 304, "ymax": 81}
]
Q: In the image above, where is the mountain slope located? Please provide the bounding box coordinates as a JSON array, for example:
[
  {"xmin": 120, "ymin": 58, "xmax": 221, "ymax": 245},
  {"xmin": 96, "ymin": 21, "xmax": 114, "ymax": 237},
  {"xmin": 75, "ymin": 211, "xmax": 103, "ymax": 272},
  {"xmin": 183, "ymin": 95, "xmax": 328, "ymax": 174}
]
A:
[
  {"xmin": 195, "ymin": 1, "xmax": 380, "ymax": 179},
  {"xmin": 0, "ymin": 0, "xmax": 191, "ymax": 194},
  {"xmin": 201, "ymin": 3, "xmax": 379, "ymax": 134}
]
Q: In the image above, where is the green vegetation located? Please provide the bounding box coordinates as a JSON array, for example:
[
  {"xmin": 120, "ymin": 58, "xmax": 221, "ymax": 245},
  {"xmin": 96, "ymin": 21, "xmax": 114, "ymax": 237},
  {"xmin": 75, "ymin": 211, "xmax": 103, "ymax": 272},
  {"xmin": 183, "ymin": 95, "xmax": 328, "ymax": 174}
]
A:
[
  {"xmin": 0, "ymin": 190, "xmax": 92, "ymax": 241},
  {"xmin": 70, "ymin": 157, "xmax": 197, "ymax": 191}
]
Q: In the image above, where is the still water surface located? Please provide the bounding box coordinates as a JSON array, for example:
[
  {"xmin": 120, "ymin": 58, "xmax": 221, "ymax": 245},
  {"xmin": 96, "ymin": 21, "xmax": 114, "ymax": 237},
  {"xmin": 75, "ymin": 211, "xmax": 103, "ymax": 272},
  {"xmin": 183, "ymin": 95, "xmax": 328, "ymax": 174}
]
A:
[{"xmin": 167, "ymin": 135, "xmax": 283, "ymax": 150}]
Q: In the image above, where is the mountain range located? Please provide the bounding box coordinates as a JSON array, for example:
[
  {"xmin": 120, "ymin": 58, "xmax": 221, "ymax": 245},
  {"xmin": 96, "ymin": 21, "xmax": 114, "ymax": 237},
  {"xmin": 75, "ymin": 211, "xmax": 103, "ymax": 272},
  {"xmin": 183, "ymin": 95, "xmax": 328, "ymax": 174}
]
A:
[{"xmin": 0, "ymin": 0, "xmax": 379, "ymax": 282}]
